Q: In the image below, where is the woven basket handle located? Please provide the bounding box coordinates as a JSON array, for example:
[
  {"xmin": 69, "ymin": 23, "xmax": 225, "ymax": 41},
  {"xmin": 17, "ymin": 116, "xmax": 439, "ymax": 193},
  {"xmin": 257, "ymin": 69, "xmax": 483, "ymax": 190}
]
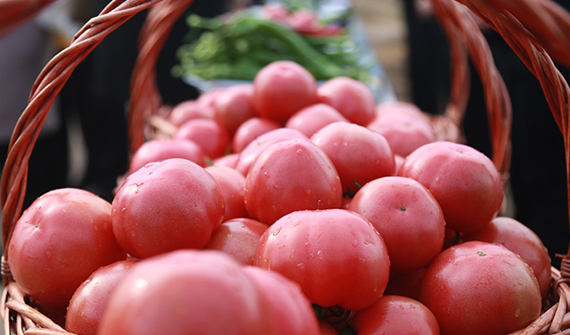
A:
[{"xmin": 0, "ymin": 0, "xmax": 168, "ymax": 286}]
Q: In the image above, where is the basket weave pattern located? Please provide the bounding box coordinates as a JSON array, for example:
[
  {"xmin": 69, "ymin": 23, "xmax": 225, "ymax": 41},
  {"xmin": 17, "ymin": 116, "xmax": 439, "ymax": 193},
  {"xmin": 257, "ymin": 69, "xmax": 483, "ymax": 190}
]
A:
[{"xmin": 0, "ymin": 0, "xmax": 569, "ymax": 334}]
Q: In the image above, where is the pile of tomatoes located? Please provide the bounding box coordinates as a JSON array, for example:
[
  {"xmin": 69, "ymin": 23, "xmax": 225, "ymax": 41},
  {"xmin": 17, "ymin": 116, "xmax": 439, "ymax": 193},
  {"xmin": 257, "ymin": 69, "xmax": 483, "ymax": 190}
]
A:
[{"xmin": 7, "ymin": 61, "xmax": 552, "ymax": 335}]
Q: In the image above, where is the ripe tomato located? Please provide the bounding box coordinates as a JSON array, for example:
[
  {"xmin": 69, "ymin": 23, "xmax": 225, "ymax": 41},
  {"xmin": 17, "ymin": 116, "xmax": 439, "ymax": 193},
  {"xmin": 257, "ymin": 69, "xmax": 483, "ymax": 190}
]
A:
[
  {"xmin": 243, "ymin": 266, "xmax": 320, "ymax": 335},
  {"xmin": 350, "ymin": 295, "xmax": 440, "ymax": 335},
  {"xmin": 167, "ymin": 99, "xmax": 214, "ymax": 127},
  {"xmin": 317, "ymin": 76, "xmax": 376, "ymax": 126},
  {"xmin": 244, "ymin": 138, "xmax": 343, "ymax": 224},
  {"xmin": 174, "ymin": 118, "xmax": 231, "ymax": 159},
  {"xmin": 311, "ymin": 122, "xmax": 395, "ymax": 195},
  {"xmin": 231, "ymin": 117, "xmax": 282, "ymax": 154},
  {"xmin": 129, "ymin": 138, "xmax": 207, "ymax": 174},
  {"xmin": 8, "ymin": 188, "xmax": 127, "ymax": 319},
  {"xmin": 212, "ymin": 84, "xmax": 258, "ymax": 135},
  {"xmin": 398, "ymin": 141, "xmax": 504, "ymax": 233},
  {"xmin": 348, "ymin": 176, "xmax": 446, "ymax": 273},
  {"xmin": 212, "ymin": 152, "xmax": 239, "ymax": 169},
  {"xmin": 419, "ymin": 241, "xmax": 542, "ymax": 335},
  {"xmin": 66, "ymin": 259, "xmax": 138, "ymax": 335},
  {"xmin": 97, "ymin": 250, "xmax": 275, "ymax": 335},
  {"xmin": 205, "ymin": 218, "xmax": 268, "ymax": 265},
  {"xmin": 254, "ymin": 208, "xmax": 391, "ymax": 311},
  {"xmin": 252, "ymin": 60, "xmax": 318, "ymax": 123},
  {"xmin": 461, "ymin": 216, "xmax": 552, "ymax": 300},
  {"xmin": 384, "ymin": 267, "xmax": 427, "ymax": 301},
  {"xmin": 205, "ymin": 165, "xmax": 248, "ymax": 220},
  {"xmin": 112, "ymin": 158, "xmax": 225, "ymax": 258},
  {"xmin": 285, "ymin": 103, "xmax": 348, "ymax": 138},
  {"xmin": 234, "ymin": 127, "xmax": 308, "ymax": 176}
]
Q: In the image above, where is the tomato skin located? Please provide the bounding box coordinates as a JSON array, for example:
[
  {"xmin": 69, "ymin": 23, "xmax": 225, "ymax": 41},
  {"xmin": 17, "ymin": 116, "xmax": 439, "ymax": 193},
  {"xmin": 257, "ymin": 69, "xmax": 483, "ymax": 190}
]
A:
[
  {"xmin": 254, "ymin": 209, "xmax": 391, "ymax": 311},
  {"xmin": 397, "ymin": 141, "xmax": 504, "ymax": 233},
  {"xmin": 66, "ymin": 259, "xmax": 138, "ymax": 335},
  {"xmin": 311, "ymin": 122, "xmax": 395, "ymax": 195},
  {"xmin": 8, "ymin": 188, "xmax": 127, "ymax": 318},
  {"xmin": 285, "ymin": 103, "xmax": 348, "ymax": 138},
  {"xmin": 253, "ymin": 60, "xmax": 318, "ymax": 123},
  {"xmin": 205, "ymin": 165, "xmax": 248, "ymax": 221},
  {"xmin": 461, "ymin": 216, "xmax": 552, "ymax": 300},
  {"xmin": 174, "ymin": 118, "xmax": 231, "ymax": 159},
  {"xmin": 419, "ymin": 241, "xmax": 542, "ymax": 335},
  {"xmin": 232, "ymin": 117, "xmax": 282, "ymax": 154},
  {"xmin": 348, "ymin": 176, "xmax": 446, "ymax": 274},
  {"xmin": 213, "ymin": 84, "xmax": 258, "ymax": 135},
  {"xmin": 129, "ymin": 138, "xmax": 207, "ymax": 174},
  {"xmin": 205, "ymin": 218, "xmax": 268, "ymax": 265},
  {"xmin": 350, "ymin": 295, "xmax": 440, "ymax": 335},
  {"xmin": 243, "ymin": 266, "xmax": 321, "ymax": 335},
  {"xmin": 244, "ymin": 138, "xmax": 343, "ymax": 224},
  {"xmin": 167, "ymin": 99, "xmax": 214, "ymax": 127},
  {"xmin": 234, "ymin": 127, "xmax": 308, "ymax": 176},
  {"xmin": 317, "ymin": 77, "xmax": 376, "ymax": 126},
  {"xmin": 112, "ymin": 158, "xmax": 225, "ymax": 258},
  {"xmin": 97, "ymin": 250, "xmax": 275, "ymax": 335}
]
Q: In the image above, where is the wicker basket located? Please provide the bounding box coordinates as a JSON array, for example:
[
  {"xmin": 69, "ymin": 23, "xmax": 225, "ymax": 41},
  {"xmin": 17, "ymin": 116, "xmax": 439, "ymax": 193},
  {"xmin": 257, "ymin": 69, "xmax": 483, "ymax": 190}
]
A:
[{"xmin": 0, "ymin": 0, "xmax": 565, "ymax": 333}]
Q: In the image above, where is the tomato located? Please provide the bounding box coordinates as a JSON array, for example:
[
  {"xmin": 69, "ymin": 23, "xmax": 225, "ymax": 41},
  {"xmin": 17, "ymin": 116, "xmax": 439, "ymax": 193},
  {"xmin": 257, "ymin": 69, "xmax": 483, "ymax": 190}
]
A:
[
  {"xmin": 234, "ymin": 127, "xmax": 308, "ymax": 176},
  {"xmin": 205, "ymin": 165, "xmax": 248, "ymax": 220},
  {"xmin": 348, "ymin": 176, "xmax": 446, "ymax": 273},
  {"xmin": 66, "ymin": 259, "xmax": 138, "ymax": 335},
  {"xmin": 97, "ymin": 250, "xmax": 275, "ymax": 335},
  {"xmin": 367, "ymin": 108, "xmax": 436, "ymax": 157},
  {"xmin": 397, "ymin": 141, "xmax": 504, "ymax": 233},
  {"xmin": 212, "ymin": 152, "xmax": 239, "ymax": 169},
  {"xmin": 112, "ymin": 158, "xmax": 225, "ymax": 258},
  {"xmin": 243, "ymin": 266, "xmax": 320, "ymax": 335},
  {"xmin": 213, "ymin": 84, "xmax": 258, "ymax": 135},
  {"xmin": 252, "ymin": 60, "xmax": 318, "ymax": 123},
  {"xmin": 350, "ymin": 295, "xmax": 440, "ymax": 335},
  {"xmin": 231, "ymin": 117, "xmax": 282, "ymax": 154},
  {"xmin": 254, "ymin": 208, "xmax": 391, "ymax": 311},
  {"xmin": 8, "ymin": 188, "xmax": 127, "ymax": 319},
  {"xmin": 285, "ymin": 103, "xmax": 348, "ymax": 138},
  {"xmin": 384, "ymin": 267, "xmax": 427, "ymax": 301},
  {"xmin": 311, "ymin": 122, "xmax": 395, "ymax": 195},
  {"xmin": 317, "ymin": 77, "xmax": 376, "ymax": 126},
  {"xmin": 129, "ymin": 138, "xmax": 207, "ymax": 174},
  {"xmin": 174, "ymin": 118, "xmax": 231, "ymax": 159},
  {"xmin": 419, "ymin": 241, "xmax": 542, "ymax": 335},
  {"xmin": 244, "ymin": 138, "xmax": 343, "ymax": 224},
  {"xmin": 205, "ymin": 218, "xmax": 268, "ymax": 265},
  {"xmin": 461, "ymin": 216, "xmax": 552, "ymax": 300},
  {"xmin": 318, "ymin": 321, "xmax": 338, "ymax": 335},
  {"xmin": 167, "ymin": 99, "xmax": 214, "ymax": 127}
]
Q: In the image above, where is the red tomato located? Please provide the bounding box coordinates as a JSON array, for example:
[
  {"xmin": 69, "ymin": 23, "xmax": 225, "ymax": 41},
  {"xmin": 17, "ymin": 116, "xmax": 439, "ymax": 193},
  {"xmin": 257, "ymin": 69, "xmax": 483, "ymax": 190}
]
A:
[
  {"xmin": 129, "ymin": 138, "xmax": 207, "ymax": 174},
  {"xmin": 317, "ymin": 77, "xmax": 376, "ymax": 126},
  {"xmin": 318, "ymin": 321, "xmax": 338, "ymax": 335},
  {"xmin": 213, "ymin": 84, "xmax": 258, "ymax": 135},
  {"xmin": 419, "ymin": 241, "xmax": 542, "ymax": 335},
  {"xmin": 112, "ymin": 158, "xmax": 225, "ymax": 258},
  {"xmin": 8, "ymin": 188, "xmax": 127, "ymax": 319},
  {"xmin": 97, "ymin": 250, "xmax": 275, "ymax": 335},
  {"xmin": 231, "ymin": 117, "xmax": 282, "ymax": 154},
  {"xmin": 205, "ymin": 218, "xmax": 268, "ymax": 265},
  {"xmin": 350, "ymin": 295, "xmax": 440, "ymax": 335},
  {"xmin": 286, "ymin": 9, "xmax": 322, "ymax": 34},
  {"xmin": 167, "ymin": 99, "xmax": 214, "ymax": 127},
  {"xmin": 243, "ymin": 266, "xmax": 321, "ymax": 335},
  {"xmin": 311, "ymin": 122, "xmax": 395, "ymax": 195},
  {"xmin": 348, "ymin": 176, "xmax": 446, "ymax": 273},
  {"xmin": 66, "ymin": 259, "xmax": 138, "ymax": 335},
  {"xmin": 212, "ymin": 152, "xmax": 239, "ymax": 169},
  {"xmin": 461, "ymin": 216, "xmax": 552, "ymax": 300},
  {"xmin": 397, "ymin": 141, "xmax": 504, "ymax": 233},
  {"xmin": 375, "ymin": 101, "xmax": 432, "ymax": 124},
  {"xmin": 285, "ymin": 103, "xmax": 349, "ymax": 138},
  {"xmin": 252, "ymin": 60, "xmax": 318, "ymax": 123},
  {"xmin": 234, "ymin": 127, "xmax": 308, "ymax": 176},
  {"xmin": 205, "ymin": 165, "xmax": 248, "ymax": 220},
  {"xmin": 174, "ymin": 118, "xmax": 231, "ymax": 159},
  {"xmin": 254, "ymin": 208, "xmax": 391, "ymax": 311},
  {"xmin": 384, "ymin": 267, "xmax": 427, "ymax": 301},
  {"xmin": 244, "ymin": 138, "xmax": 343, "ymax": 224}
]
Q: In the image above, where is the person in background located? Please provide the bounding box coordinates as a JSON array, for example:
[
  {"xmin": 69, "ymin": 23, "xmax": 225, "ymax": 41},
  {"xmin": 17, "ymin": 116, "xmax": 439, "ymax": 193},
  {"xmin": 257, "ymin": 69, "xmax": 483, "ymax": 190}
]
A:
[{"xmin": 403, "ymin": 0, "xmax": 570, "ymax": 266}]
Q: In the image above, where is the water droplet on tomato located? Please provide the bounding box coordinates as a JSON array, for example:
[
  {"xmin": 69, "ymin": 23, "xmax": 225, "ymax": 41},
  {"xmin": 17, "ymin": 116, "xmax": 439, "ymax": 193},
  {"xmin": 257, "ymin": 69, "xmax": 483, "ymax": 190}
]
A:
[
  {"xmin": 264, "ymin": 171, "xmax": 271, "ymax": 178},
  {"xmin": 317, "ymin": 250, "xmax": 324, "ymax": 259},
  {"xmin": 352, "ymin": 240, "xmax": 358, "ymax": 247},
  {"xmin": 296, "ymin": 149, "xmax": 303, "ymax": 155},
  {"xmin": 272, "ymin": 227, "xmax": 282, "ymax": 236},
  {"xmin": 297, "ymin": 263, "xmax": 306, "ymax": 270},
  {"xmin": 122, "ymin": 208, "xmax": 127, "ymax": 213}
]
